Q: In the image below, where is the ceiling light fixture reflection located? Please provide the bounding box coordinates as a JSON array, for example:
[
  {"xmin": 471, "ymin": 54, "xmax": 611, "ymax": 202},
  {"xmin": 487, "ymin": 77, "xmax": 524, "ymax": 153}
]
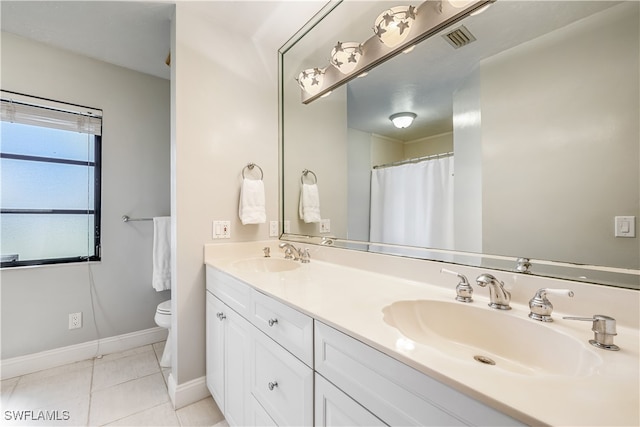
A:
[
  {"xmin": 330, "ymin": 41, "xmax": 363, "ymax": 74},
  {"xmin": 373, "ymin": 5, "xmax": 417, "ymax": 48},
  {"xmin": 390, "ymin": 112, "xmax": 417, "ymax": 128},
  {"xmin": 296, "ymin": 67, "xmax": 326, "ymax": 96}
]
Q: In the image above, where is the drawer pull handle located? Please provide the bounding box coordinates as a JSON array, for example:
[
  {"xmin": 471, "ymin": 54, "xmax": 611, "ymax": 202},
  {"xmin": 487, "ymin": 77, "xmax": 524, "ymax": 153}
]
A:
[
  {"xmin": 268, "ymin": 381, "xmax": 278, "ymax": 391},
  {"xmin": 216, "ymin": 312, "xmax": 226, "ymax": 321},
  {"xmin": 268, "ymin": 318, "xmax": 278, "ymax": 327}
]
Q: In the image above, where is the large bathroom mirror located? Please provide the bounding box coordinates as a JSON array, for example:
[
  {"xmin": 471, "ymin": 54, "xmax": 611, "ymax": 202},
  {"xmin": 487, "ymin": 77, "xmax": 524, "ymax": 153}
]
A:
[{"xmin": 280, "ymin": 0, "xmax": 639, "ymax": 289}]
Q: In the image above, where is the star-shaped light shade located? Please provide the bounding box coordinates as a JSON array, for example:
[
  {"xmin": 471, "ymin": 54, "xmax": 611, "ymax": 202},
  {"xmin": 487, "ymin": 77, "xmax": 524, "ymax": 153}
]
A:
[
  {"xmin": 296, "ymin": 67, "xmax": 325, "ymax": 95},
  {"xmin": 330, "ymin": 42, "xmax": 363, "ymax": 74},
  {"xmin": 373, "ymin": 5, "xmax": 416, "ymax": 48}
]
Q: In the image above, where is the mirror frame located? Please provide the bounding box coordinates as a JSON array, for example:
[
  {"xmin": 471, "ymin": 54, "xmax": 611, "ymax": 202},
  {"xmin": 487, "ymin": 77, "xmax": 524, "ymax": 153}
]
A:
[{"xmin": 278, "ymin": 0, "xmax": 640, "ymax": 290}]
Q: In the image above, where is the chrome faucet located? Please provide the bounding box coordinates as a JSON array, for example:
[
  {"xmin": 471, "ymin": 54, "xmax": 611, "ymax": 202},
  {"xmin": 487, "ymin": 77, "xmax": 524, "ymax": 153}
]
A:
[
  {"xmin": 440, "ymin": 268, "xmax": 473, "ymax": 303},
  {"xmin": 279, "ymin": 242, "xmax": 299, "ymax": 260},
  {"xmin": 528, "ymin": 288, "xmax": 574, "ymax": 322},
  {"xmin": 278, "ymin": 242, "xmax": 310, "ymax": 263},
  {"xmin": 475, "ymin": 274, "xmax": 511, "ymax": 310}
]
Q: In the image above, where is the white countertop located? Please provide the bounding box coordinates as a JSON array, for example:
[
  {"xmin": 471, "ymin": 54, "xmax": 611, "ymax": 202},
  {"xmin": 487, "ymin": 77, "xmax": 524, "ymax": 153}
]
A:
[{"xmin": 204, "ymin": 241, "xmax": 640, "ymax": 426}]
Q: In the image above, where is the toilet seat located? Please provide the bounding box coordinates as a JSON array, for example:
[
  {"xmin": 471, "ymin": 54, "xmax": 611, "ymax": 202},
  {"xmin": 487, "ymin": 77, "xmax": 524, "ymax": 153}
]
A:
[
  {"xmin": 154, "ymin": 299, "xmax": 172, "ymax": 368},
  {"xmin": 156, "ymin": 300, "xmax": 171, "ymax": 314}
]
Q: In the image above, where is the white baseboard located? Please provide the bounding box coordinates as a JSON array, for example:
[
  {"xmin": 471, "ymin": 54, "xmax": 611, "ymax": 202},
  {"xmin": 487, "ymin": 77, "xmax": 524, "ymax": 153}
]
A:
[
  {"xmin": 0, "ymin": 327, "xmax": 168, "ymax": 380},
  {"xmin": 168, "ymin": 372, "xmax": 211, "ymax": 410}
]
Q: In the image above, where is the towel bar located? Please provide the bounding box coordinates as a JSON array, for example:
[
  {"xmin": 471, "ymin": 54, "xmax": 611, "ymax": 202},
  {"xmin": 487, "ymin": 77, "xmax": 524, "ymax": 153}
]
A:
[
  {"xmin": 301, "ymin": 169, "xmax": 317, "ymax": 184},
  {"xmin": 242, "ymin": 163, "xmax": 263, "ymax": 180},
  {"xmin": 122, "ymin": 215, "xmax": 153, "ymax": 222}
]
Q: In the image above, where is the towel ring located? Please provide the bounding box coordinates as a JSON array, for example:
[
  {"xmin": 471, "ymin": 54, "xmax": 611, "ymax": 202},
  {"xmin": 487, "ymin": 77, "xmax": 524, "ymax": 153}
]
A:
[
  {"xmin": 242, "ymin": 163, "xmax": 263, "ymax": 180},
  {"xmin": 301, "ymin": 169, "xmax": 317, "ymax": 185}
]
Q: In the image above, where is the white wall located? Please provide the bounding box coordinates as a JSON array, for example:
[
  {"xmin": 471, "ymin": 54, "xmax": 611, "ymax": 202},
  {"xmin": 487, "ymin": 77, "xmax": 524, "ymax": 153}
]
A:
[
  {"xmin": 481, "ymin": 3, "xmax": 639, "ymax": 268},
  {"xmin": 0, "ymin": 32, "xmax": 171, "ymax": 359}
]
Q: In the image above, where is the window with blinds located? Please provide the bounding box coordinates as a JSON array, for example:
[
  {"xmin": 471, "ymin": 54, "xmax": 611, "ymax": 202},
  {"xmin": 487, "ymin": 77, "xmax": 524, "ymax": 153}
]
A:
[{"xmin": 1, "ymin": 90, "xmax": 102, "ymax": 267}]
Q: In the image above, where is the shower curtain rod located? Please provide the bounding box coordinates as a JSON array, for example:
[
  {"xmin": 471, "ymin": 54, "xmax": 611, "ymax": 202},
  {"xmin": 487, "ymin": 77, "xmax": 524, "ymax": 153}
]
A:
[{"xmin": 373, "ymin": 151, "xmax": 453, "ymax": 170}]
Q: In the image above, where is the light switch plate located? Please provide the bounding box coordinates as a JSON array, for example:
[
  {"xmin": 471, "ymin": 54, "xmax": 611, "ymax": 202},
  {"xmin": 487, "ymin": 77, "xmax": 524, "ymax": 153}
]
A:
[
  {"xmin": 615, "ymin": 216, "xmax": 635, "ymax": 238},
  {"xmin": 320, "ymin": 219, "xmax": 331, "ymax": 233},
  {"xmin": 269, "ymin": 221, "xmax": 279, "ymax": 237},
  {"xmin": 213, "ymin": 220, "xmax": 231, "ymax": 239}
]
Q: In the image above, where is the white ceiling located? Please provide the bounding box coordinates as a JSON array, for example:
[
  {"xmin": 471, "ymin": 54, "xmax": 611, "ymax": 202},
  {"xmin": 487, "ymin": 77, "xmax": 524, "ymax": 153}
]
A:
[{"xmin": 0, "ymin": 1, "xmax": 324, "ymax": 81}]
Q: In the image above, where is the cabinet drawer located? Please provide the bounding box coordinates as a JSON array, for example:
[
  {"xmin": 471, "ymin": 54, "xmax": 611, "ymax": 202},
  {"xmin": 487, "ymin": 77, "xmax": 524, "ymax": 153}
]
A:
[
  {"xmin": 206, "ymin": 266, "xmax": 251, "ymax": 318},
  {"xmin": 315, "ymin": 322, "xmax": 522, "ymax": 427},
  {"xmin": 250, "ymin": 289, "xmax": 314, "ymax": 367},
  {"xmin": 251, "ymin": 327, "xmax": 313, "ymax": 426}
]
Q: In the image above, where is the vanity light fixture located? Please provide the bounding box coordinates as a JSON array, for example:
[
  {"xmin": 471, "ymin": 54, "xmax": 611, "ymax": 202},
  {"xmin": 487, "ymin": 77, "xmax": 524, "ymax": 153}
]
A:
[
  {"xmin": 373, "ymin": 5, "xmax": 417, "ymax": 48},
  {"xmin": 390, "ymin": 112, "xmax": 417, "ymax": 128},
  {"xmin": 296, "ymin": 67, "xmax": 326, "ymax": 96},
  {"xmin": 330, "ymin": 42, "xmax": 363, "ymax": 74}
]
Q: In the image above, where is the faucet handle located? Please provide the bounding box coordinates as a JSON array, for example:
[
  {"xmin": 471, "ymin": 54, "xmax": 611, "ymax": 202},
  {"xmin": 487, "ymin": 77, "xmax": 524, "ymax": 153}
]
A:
[
  {"xmin": 263, "ymin": 247, "xmax": 271, "ymax": 258},
  {"xmin": 300, "ymin": 248, "xmax": 310, "ymax": 263},
  {"xmin": 528, "ymin": 288, "xmax": 574, "ymax": 322},
  {"xmin": 440, "ymin": 268, "xmax": 473, "ymax": 303},
  {"xmin": 563, "ymin": 315, "xmax": 619, "ymax": 351}
]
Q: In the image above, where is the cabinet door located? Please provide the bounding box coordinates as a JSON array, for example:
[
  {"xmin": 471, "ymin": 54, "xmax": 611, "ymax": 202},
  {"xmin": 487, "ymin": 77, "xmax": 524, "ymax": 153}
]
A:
[
  {"xmin": 224, "ymin": 306, "xmax": 252, "ymax": 427},
  {"xmin": 248, "ymin": 395, "xmax": 278, "ymax": 427},
  {"xmin": 315, "ymin": 374, "xmax": 388, "ymax": 427},
  {"xmin": 206, "ymin": 292, "xmax": 225, "ymax": 410}
]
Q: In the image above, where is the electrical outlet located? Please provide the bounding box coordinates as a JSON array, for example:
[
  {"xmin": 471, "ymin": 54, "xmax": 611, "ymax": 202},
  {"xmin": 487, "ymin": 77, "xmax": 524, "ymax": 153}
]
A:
[
  {"xmin": 284, "ymin": 220, "xmax": 291, "ymax": 234},
  {"xmin": 269, "ymin": 221, "xmax": 279, "ymax": 237},
  {"xmin": 320, "ymin": 219, "xmax": 331, "ymax": 233},
  {"xmin": 69, "ymin": 312, "xmax": 82, "ymax": 329},
  {"xmin": 221, "ymin": 221, "xmax": 230, "ymax": 239}
]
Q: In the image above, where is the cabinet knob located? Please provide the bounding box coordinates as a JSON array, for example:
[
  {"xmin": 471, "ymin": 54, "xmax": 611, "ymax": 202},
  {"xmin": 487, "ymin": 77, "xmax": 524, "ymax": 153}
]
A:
[
  {"xmin": 216, "ymin": 312, "xmax": 226, "ymax": 321},
  {"xmin": 268, "ymin": 318, "xmax": 278, "ymax": 327},
  {"xmin": 268, "ymin": 381, "xmax": 278, "ymax": 391}
]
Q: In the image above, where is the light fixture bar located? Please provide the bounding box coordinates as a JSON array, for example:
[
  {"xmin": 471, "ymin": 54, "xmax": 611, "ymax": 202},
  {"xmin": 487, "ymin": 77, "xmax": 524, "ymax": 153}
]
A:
[{"xmin": 301, "ymin": 0, "xmax": 495, "ymax": 104}]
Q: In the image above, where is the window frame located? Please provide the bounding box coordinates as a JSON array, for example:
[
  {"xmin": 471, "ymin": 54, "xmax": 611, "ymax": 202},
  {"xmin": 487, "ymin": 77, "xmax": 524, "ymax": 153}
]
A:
[{"xmin": 1, "ymin": 91, "xmax": 102, "ymax": 268}]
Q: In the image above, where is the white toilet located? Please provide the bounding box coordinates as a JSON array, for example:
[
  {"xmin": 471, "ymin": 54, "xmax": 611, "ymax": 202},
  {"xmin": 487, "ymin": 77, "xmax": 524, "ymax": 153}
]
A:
[{"xmin": 154, "ymin": 300, "xmax": 172, "ymax": 368}]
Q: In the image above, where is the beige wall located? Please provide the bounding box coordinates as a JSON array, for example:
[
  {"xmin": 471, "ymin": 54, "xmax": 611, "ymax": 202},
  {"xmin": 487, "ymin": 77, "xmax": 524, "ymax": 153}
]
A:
[
  {"xmin": 481, "ymin": 3, "xmax": 639, "ymax": 268},
  {"xmin": 171, "ymin": 2, "xmax": 321, "ymax": 390},
  {"xmin": 283, "ymin": 85, "xmax": 349, "ymax": 237},
  {"xmin": 404, "ymin": 132, "xmax": 453, "ymax": 159}
]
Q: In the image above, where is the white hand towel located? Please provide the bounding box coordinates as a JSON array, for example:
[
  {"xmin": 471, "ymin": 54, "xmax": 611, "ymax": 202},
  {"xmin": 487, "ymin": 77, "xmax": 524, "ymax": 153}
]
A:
[
  {"xmin": 152, "ymin": 217, "xmax": 171, "ymax": 292},
  {"xmin": 239, "ymin": 178, "xmax": 266, "ymax": 225},
  {"xmin": 299, "ymin": 183, "xmax": 321, "ymax": 223}
]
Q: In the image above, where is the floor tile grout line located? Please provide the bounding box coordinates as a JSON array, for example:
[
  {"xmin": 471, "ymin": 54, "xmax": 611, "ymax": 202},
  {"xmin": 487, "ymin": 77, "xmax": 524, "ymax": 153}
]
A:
[
  {"xmin": 97, "ymin": 401, "xmax": 171, "ymax": 427},
  {"xmin": 86, "ymin": 356, "xmax": 97, "ymax": 427}
]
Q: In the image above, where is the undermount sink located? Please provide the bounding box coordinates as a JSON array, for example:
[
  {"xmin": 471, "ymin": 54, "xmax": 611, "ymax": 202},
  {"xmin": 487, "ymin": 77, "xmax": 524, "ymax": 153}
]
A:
[
  {"xmin": 232, "ymin": 257, "xmax": 300, "ymax": 273},
  {"xmin": 382, "ymin": 300, "xmax": 601, "ymax": 377}
]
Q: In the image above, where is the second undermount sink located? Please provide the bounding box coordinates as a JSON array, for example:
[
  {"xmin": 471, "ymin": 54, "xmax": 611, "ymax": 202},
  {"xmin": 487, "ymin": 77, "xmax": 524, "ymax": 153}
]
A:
[
  {"xmin": 232, "ymin": 257, "xmax": 300, "ymax": 273},
  {"xmin": 382, "ymin": 300, "xmax": 601, "ymax": 377}
]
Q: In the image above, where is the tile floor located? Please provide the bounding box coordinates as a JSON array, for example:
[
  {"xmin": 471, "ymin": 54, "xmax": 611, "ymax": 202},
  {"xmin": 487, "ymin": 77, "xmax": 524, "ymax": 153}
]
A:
[{"xmin": 1, "ymin": 342, "xmax": 227, "ymax": 426}]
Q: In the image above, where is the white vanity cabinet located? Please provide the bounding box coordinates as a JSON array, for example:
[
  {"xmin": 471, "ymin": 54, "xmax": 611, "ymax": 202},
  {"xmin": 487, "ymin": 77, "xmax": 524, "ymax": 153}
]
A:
[
  {"xmin": 205, "ymin": 291, "xmax": 252, "ymax": 427},
  {"xmin": 206, "ymin": 266, "xmax": 313, "ymax": 427},
  {"xmin": 315, "ymin": 321, "xmax": 524, "ymax": 427}
]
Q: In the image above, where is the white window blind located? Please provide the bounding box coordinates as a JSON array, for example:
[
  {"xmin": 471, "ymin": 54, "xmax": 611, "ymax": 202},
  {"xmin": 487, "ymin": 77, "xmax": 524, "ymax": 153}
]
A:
[{"xmin": 1, "ymin": 90, "xmax": 102, "ymax": 135}]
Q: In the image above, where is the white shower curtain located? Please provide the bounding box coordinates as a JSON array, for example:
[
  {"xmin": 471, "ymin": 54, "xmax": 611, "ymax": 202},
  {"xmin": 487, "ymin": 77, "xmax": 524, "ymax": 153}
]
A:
[{"xmin": 370, "ymin": 156, "xmax": 454, "ymax": 249}]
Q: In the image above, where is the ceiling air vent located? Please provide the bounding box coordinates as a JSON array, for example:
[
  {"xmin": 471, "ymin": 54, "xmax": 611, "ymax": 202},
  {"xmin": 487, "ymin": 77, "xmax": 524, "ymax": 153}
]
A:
[{"xmin": 442, "ymin": 25, "xmax": 477, "ymax": 49}]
